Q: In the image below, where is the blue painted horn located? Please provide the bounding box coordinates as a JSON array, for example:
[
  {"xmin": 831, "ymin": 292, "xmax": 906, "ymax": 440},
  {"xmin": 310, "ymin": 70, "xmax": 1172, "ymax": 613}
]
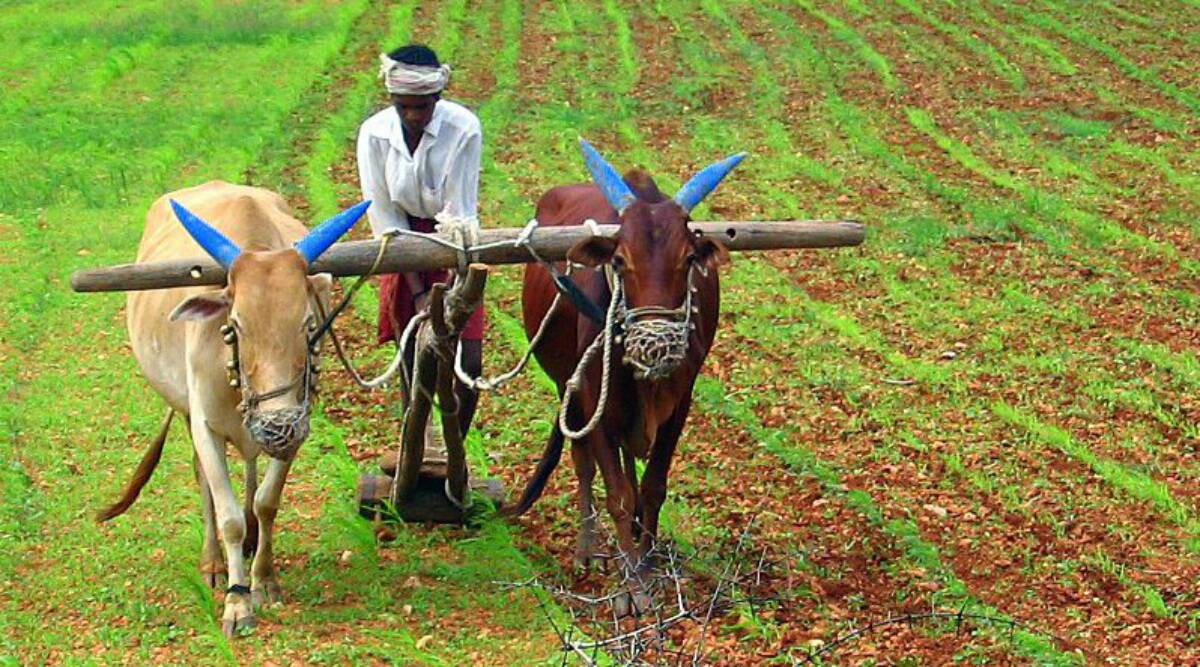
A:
[
  {"xmin": 294, "ymin": 200, "xmax": 371, "ymax": 264},
  {"xmin": 579, "ymin": 138, "xmax": 637, "ymax": 213},
  {"xmin": 170, "ymin": 199, "xmax": 242, "ymax": 269},
  {"xmin": 673, "ymin": 153, "xmax": 747, "ymax": 213}
]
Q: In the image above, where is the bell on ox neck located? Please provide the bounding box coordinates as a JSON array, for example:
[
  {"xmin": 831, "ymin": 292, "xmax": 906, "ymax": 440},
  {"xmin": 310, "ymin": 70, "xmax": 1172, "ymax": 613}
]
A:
[
  {"xmin": 220, "ymin": 324, "xmax": 232, "ymax": 335},
  {"xmin": 229, "ymin": 378, "xmax": 240, "ymax": 388},
  {"xmin": 226, "ymin": 359, "xmax": 236, "ymax": 369}
]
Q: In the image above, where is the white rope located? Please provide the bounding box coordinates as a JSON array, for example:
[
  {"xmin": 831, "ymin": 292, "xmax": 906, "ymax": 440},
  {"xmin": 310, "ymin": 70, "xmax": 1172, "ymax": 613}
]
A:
[
  {"xmin": 381, "ymin": 219, "xmax": 620, "ymax": 438},
  {"xmin": 557, "ymin": 275, "xmax": 621, "ymax": 440},
  {"xmin": 451, "ymin": 216, "xmax": 565, "ymax": 392},
  {"xmin": 434, "ymin": 213, "xmax": 482, "ymax": 273},
  {"xmin": 453, "ymin": 291, "xmax": 563, "ymax": 391},
  {"xmin": 319, "ymin": 236, "xmax": 413, "ymax": 391}
]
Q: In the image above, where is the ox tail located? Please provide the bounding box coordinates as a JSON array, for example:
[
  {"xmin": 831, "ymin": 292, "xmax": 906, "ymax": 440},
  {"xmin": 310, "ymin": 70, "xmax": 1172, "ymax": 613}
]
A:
[
  {"xmin": 96, "ymin": 409, "xmax": 174, "ymax": 522},
  {"xmin": 502, "ymin": 424, "xmax": 565, "ymax": 517}
]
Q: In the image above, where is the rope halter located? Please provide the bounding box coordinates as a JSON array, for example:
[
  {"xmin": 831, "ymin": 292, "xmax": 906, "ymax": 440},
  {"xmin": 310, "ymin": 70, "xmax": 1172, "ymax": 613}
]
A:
[
  {"xmin": 221, "ymin": 304, "xmax": 322, "ymax": 461},
  {"xmin": 615, "ymin": 261, "xmax": 704, "ymax": 381}
]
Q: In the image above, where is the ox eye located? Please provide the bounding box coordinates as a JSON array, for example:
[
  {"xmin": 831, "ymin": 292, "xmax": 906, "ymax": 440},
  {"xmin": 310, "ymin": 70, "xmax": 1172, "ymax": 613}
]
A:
[
  {"xmin": 610, "ymin": 255, "xmax": 626, "ymax": 271},
  {"xmin": 685, "ymin": 252, "xmax": 698, "ymax": 265}
]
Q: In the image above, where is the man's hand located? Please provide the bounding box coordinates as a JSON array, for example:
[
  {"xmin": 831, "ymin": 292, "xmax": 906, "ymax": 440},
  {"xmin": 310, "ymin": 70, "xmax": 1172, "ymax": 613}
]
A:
[
  {"xmin": 413, "ymin": 289, "xmax": 430, "ymax": 313},
  {"xmin": 404, "ymin": 271, "xmax": 428, "ymax": 312}
]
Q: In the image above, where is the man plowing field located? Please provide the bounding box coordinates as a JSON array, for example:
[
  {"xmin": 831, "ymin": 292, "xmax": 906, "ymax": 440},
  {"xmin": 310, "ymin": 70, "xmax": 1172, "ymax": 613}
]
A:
[
  {"xmin": 74, "ymin": 135, "xmax": 861, "ymax": 632},
  {"xmin": 357, "ymin": 43, "xmax": 485, "ymax": 459}
]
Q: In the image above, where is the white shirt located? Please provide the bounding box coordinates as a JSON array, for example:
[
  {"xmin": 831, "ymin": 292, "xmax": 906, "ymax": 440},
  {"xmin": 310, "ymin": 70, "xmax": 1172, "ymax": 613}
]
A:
[{"xmin": 356, "ymin": 99, "xmax": 482, "ymax": 237}]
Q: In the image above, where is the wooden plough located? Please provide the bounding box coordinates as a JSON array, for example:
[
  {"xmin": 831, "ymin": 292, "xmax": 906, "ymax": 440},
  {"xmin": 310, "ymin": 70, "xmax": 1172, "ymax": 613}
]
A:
[{"xmin": 72, "ymin": 219, "xmax": 865, "ymax": 523}]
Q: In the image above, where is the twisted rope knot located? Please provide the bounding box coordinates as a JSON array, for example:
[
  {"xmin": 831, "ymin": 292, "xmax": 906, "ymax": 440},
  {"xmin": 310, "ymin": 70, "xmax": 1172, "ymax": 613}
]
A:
[{"xmin": 434, "ymin": 212, "xmax": 481, "ymax": 273}]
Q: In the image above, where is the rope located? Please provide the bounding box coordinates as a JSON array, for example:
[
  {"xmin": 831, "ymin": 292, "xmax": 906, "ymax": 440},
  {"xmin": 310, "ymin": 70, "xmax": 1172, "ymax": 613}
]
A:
[
  {"xmin": 317, "ymin": 235, "xmax": 410, "ymax": 389},
  {"xmin": 453, "ymin": 291, "xmax": 563, "ymax": 391},
  {"xmin": 557, "ymin": 274, "xmax": 621, "ymax": 440},
  {"xmin": 434, "ymin": 213, "xmax": 480, "ymax": 274},
  {"xmin": 451, "ymin": 217, "xmax": 570, "ymax": 392}
]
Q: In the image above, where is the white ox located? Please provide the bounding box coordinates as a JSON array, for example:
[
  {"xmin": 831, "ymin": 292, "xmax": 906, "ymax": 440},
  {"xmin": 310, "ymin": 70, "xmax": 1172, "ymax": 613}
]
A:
[{"xmin": 98, "ymin": 181, "xmax": 368, "ymax": 636}]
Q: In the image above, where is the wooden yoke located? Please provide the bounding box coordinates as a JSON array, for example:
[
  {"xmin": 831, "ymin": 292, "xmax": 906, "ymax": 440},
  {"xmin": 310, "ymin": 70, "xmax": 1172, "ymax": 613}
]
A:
[{"xmin": 70, "ymin": 221, "xmax": 866, "ymax": 293}]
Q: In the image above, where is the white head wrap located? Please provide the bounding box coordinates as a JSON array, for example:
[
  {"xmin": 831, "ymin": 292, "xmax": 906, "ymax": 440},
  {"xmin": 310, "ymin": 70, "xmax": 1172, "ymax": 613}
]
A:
[{"xmin": 379, "ymin": 53, "xmax": 451, "ymax": 95}]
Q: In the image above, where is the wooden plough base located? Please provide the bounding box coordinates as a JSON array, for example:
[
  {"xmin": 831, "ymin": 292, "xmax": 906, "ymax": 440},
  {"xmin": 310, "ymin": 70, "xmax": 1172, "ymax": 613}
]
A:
[{"xmin": 357, "ymin": 264, "xmax": 504, "ymax": 524}]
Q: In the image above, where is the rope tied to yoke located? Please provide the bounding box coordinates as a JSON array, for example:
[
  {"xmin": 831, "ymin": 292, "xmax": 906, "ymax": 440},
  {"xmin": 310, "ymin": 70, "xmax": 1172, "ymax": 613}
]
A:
[
  {"xmin": 556, "ymin": 270, "xmax": 622, "ymax": 440},
  {"xmin": 316, "ymin": 217, "xmax": 625, "ymax": 440}
]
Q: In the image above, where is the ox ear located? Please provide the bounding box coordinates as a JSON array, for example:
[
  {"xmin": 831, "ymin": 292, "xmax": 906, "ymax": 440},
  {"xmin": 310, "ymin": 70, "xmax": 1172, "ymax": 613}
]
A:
[
  {"xmin": 307, "ymin": 272, "xmax": 333, "ymax": 294},
  {"xmin": 567, "ymin": 237, "xmax": 618, "ymax": 268},
  {"xmin": 169, "ymin": 292, "xmax": 231, "ymax": 322},
  {"xmin": 694, "ymin": 237, "xmax": 730, "ymax": 270},
  {"xmin": 307, "ymin": 273, "xmax": 334, "ymax": 310}
]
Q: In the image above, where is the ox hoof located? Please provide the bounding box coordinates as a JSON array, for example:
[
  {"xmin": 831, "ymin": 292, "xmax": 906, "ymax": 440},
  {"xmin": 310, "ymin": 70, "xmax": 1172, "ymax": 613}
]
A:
[
  {"xmin": 222, "ymin": 590, "xmax": 256, "ymax": 638},
  {"xmin": 613, "ymin": 587, "xmax": 654, "ymax": 618},
  {"xmin": 221, "ymin": 613, "xmax": 256, "ymax": 638},
  {"xmin": 252, "ymin": 580, "xmax": 284, "ymax": 607}
]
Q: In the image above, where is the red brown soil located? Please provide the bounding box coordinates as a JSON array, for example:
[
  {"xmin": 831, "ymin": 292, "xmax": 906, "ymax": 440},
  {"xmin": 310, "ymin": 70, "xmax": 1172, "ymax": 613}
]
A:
[{"xmin": 306, "ymin": 0, "xmax": 1200, "ymax": 664}]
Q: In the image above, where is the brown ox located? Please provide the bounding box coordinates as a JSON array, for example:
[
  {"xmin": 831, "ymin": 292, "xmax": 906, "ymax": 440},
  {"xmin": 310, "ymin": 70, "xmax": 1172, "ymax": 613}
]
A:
[
  {"xmin": 508, "ymin": 141, "xmax": 741, "ymax": 613},
  {"xmin": 98, "ymin": 181, "xmax": 367, "ymax": 636}
]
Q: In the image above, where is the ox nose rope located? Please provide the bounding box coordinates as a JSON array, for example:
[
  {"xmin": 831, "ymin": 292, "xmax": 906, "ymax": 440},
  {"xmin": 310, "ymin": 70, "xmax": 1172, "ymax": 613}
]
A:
[
  {"xmin": 555, "ymin": 259, "xmax": 704, "ymax": 438},
  {"xmin": 556, "ymin": 274, "xmax": 622, "ymax": 440}
]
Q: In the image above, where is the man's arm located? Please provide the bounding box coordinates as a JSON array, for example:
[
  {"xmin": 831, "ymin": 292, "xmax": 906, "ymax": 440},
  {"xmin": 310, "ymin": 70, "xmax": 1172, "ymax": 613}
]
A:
[
  {"xmin": 357, "ymin": 124, "xmax": 410, "ymax": 237},
  {"xmin": 358, "ymin": 121, "xmax": 426, "ymax": 302},
  {"xmin": 441, "ymin": 128, "xmax": 482, "ymax": 229}
]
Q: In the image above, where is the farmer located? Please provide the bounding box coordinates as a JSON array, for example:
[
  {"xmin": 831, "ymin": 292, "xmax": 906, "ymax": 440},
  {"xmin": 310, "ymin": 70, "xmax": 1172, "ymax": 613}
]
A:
[{"xmin": 357, "ymin": 43, "xmax": 485, "ymax": 452}]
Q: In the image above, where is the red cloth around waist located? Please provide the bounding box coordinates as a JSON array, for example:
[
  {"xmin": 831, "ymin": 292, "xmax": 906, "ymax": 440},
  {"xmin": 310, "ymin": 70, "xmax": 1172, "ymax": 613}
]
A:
[{"xmin": 377, "ymin": 216, "xmax": 486, "ymax": 345}]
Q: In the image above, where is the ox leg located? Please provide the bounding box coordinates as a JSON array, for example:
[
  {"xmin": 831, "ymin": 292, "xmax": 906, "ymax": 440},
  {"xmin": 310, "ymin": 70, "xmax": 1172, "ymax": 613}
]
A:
[
  {"xmin": 251, "ymin": 456, "xmax": 292, "ymax": 607},
  {"xmin": 194, "ymin": 453, "xmax": 225, "ymax": 589},
  {"xmin": 621, "ymin": 447, "xmax": 643, "ymax": 543},
  {"xmin": 242, "ymin": 457, "xmax": 259, "ymax": 559},
  {"xmin": 638, "ymin": 393, "xmax": 692, "ymax": 567},
  {"xmin": 592, "ymin": 430, "xmax": 650, "ymax": 616},
  {"xmin": 190, "ymin": 415, "xmax": 254, "ymax": 637},
  {"xmin": 570, "ymin": 439, "xmax": 602, "ymax": 570}
]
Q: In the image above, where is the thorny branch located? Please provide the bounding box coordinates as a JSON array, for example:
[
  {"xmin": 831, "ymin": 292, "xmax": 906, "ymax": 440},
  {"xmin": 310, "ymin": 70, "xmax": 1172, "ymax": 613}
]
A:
[
  {"xmin": 497, "ymin": 508, "xmax": 1074, "ymax": 666},
  {"xmin": 497, "ymin": 514, "xmax": 775, "ymax": 666}
]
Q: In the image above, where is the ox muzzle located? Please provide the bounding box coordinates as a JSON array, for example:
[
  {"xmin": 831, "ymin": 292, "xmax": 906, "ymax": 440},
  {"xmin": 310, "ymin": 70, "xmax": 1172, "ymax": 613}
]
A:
[
  {"xmin": 246, "ymin": 405, "xmax": 310, "ymax": 460},
  {"xmin": 222, "ymin": 321, "xmax": 319, "ymax": 461},
  {"xmin": 615, "ymin": 263, "xmax": 704, "ymax": 381}
]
